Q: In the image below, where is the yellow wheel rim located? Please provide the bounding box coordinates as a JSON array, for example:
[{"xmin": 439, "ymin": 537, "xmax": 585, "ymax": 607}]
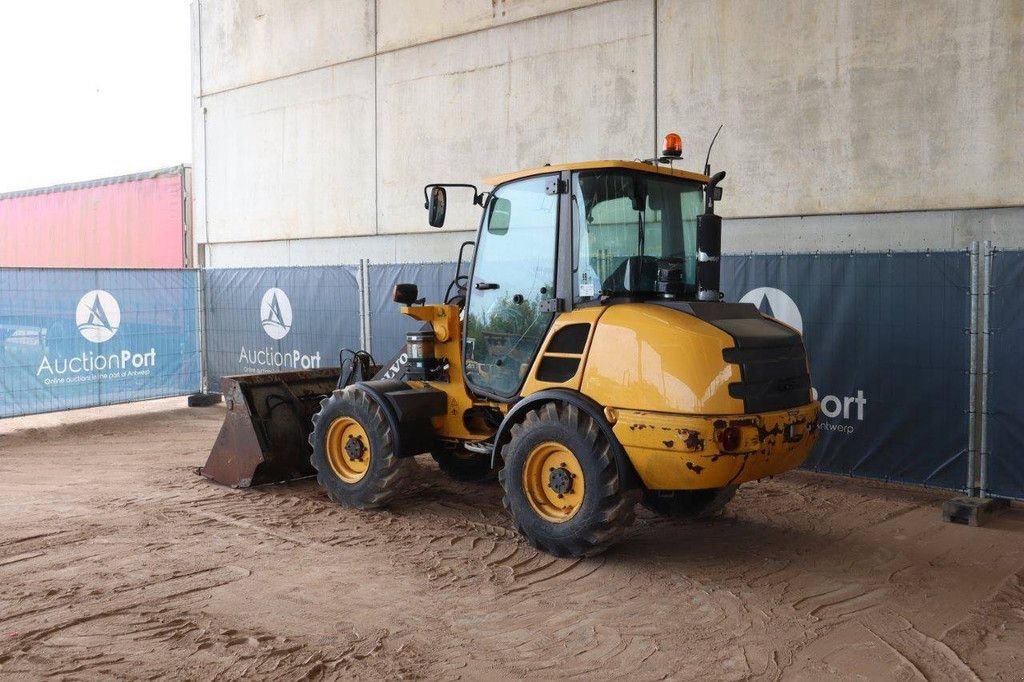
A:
[
  {"xmin": 522, "ymin": 441, "xmax": 585, "ymax": 523},
  {"xmin": 325, "ymin": 417, "xmax": 371, "ymax": 483}
]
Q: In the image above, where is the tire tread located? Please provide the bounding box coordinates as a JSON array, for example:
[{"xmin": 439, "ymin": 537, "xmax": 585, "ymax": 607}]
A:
[
  {"xmin": 499, "ymin": 401, "xmax": 637, "ymax": 557},
  {"xmin": 309, "ymin": 388, "xmax": 408, "ymax": 510}
]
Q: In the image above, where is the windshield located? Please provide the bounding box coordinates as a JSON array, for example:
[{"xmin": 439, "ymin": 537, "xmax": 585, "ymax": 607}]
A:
[{"xmin": 572, "ymin": 170, "xmax": 704, "ymax": 301}]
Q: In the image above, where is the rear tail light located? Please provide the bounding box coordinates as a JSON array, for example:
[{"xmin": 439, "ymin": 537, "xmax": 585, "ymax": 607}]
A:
[{"xmin": 716, "ymin": 426, "xmax": 742, "ymax": 452}]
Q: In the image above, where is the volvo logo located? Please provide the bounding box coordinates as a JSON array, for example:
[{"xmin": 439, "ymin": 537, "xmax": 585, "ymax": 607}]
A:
[
  {"xmin": 260, "ymin": 288, "xmax": 292, "ymax": 340},
  {"xmin": 740, "ymin": 286, "xmax": 803, "ymax": 333},
  {"xmin": 76, "ymin": 290, "xmax": 121, "ymax": 343}
]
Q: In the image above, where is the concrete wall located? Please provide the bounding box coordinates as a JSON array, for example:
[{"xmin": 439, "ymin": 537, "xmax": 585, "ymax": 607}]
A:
[{"xmin": 192, "ymin": 0, "xmax": 1024, "ymax": 266}]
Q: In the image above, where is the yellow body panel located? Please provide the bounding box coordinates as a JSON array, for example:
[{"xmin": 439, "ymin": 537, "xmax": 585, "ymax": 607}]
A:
[
  {"xmin": 612, "ymin": 404, "xmax": 819, "ymax": 490},
  {"xmin": 485, "ymin": 160, "xmax": 710, "ymax": 187},
  {"xmin": 521, "ymin": 303, "xmax": 816, "ymax": 491},
  {"xmin": 580, "ymin": 304, "xmax": 745, "ymax": 415},
  {"xmin": 403, "ymin": 299, "xmax": 817, "ymax": 493}
]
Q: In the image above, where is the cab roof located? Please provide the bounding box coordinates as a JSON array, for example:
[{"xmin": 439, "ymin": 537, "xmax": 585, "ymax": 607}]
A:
[{"xmin": 484, "ymin": 160, "xmax": 710, "ymax": 187}]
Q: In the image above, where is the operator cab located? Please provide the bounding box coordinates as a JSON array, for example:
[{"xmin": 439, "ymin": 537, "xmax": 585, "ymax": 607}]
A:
[{"xmin": 424, "ymin": 157, "xmax": 724, "ymax": 401}]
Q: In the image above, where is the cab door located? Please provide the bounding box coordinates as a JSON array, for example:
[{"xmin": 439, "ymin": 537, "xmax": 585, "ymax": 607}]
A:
[{"xmin": 464, "ymin": 174, "xmax": 560, "ymax": 398}]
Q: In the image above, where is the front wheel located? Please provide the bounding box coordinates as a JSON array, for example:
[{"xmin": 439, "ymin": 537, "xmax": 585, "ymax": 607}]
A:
[
  {"xmin": 309, "ymin": 389, "xmax": 410, "ymax": 509},
  {"xmin": 499, "ymin": 402, "xmax": 638, "ymax": 557}
]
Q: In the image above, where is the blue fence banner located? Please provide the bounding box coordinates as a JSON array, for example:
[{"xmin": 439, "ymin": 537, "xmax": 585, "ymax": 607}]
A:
[
  {"xmin": 0, "ymin": 268, "xmax": 201, "ymax": 418},
  {"xmin": 202, "ymin": 266, "xmax": 361, "ymax": 388},
  {"xmin": 721, "ymin": 252, "xmax": 971, "ymax": 491},
  {"xmin": 367, "ymin": 262, "xmax": 460, "ymax": 357},
  {"xmin": 984, "ymin": 250, "xmax": 1024, "ymax": 500},
  {"xmin": 3, "ymin": 254, "xmax": 1002, "ymax": 498}
]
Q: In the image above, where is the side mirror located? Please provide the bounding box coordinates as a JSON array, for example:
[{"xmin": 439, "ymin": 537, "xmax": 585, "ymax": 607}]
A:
[{"xmin": 427, "ymin": 186, "xmax": 446, "ymax": 228}]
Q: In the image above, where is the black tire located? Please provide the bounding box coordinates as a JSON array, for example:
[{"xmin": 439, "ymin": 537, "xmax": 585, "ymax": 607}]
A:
[
  {"xmin": 641, "ymin": 486, "xmax": 738, "ymax": 519},
  {"xmin": 187, "ymin": 392, "xmax": 222, "ymax": 407},
  {"xmin": 309, "ymin": 388, "xmax": 410, "ymax": 509},
  {"xmin": 431, "ymin": 447, "xmax": 496, "ymax": 482},
  {"xmin": 499, "ymin": 402, "xmax": 639, "ymax": 558}
]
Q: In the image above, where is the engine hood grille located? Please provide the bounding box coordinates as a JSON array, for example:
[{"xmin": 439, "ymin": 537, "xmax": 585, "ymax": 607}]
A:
[{"xmin": 651, "ymin": 301, "xmax": 813, "ymax": 413}]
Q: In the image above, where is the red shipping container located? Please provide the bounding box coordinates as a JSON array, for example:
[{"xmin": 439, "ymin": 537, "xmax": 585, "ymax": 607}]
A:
[{"xmin": 0, "ymin": 166, "xmax": 190, "ymax": 268}]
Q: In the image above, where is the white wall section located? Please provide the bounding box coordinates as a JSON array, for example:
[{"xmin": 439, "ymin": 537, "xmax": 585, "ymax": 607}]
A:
[{"xmin": 193, "ymin": 0, "xmax": 1024, "ymax": 264}]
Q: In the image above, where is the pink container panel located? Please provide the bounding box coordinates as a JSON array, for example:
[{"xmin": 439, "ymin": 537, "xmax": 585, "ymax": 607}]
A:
[{"xmin": 0, "ymin": 172, "xmax": 185, "ymax": 268}]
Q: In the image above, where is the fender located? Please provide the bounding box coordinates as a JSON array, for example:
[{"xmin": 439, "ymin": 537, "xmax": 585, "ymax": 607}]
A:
[
  {"xmin": 491, "ymin": 388, "xmax": 641, "ymax": 490},
  {"xmin": 352, "ymin": 380, "xmax": 446, "ymax": 458}
]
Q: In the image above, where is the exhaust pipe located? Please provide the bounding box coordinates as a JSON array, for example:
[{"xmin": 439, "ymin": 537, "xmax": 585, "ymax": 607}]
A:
[{"xmin": 697, "ymin": 171, "xmax": 726, "ymax": 302}]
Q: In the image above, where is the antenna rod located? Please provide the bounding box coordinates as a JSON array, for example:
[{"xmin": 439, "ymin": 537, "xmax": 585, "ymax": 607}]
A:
[{"xmin": 704, "ymin": 124, "xmax": 723, "ymax": 176}]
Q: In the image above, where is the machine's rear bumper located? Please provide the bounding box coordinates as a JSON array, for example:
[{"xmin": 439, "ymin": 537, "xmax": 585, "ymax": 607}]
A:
[{"xmin": 611, "ymin": 402, "xmax": 819, "ymax": 490}]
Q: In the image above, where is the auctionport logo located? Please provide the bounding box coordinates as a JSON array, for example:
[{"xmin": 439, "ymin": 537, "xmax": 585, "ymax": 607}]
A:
[
  {"xmin": 740, "ymin": 285, "xmax": 866, "ymax": 434},
  {"xmin": 238, "ymin": 287, "xmax": 321, "ymax": 371},
  {"xmin": 739, "ymin": 287, "xmax": 802, "ymax": 333},
  {"xmin": 76, "ymin": 290, "xmax": 121, "ymax": 343},
  {"xmin": 260, "ymin": 288, "xmax": 292, "ymax": 340},
  {"xmin": 37, "ymin": 290, "xmax": 156, "ymax": 383}
]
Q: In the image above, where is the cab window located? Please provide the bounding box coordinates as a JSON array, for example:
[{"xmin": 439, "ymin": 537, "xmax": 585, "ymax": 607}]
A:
[
  {"xmin": 465, "ymin": 175, "xmax": 558, "ymax": 396},
  {"xmin": 572, "ymin": 170, "xmax": 703, "ymax": 301}
]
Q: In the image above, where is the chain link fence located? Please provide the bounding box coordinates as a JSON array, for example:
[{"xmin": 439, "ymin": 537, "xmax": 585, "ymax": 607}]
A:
[
  {"xmin": 2, "ymin": 246, "xmax": 1022, "ymax": 500},
  {"xmin": 983, "ymin": 247, "xmax": 1024, "ymax": 499},
  {"xmin": 0, "ymin": 268, "xmax": 200, "ymax": 417},
  {"xmin": 366, "ymin": 262, "xmax": 460, "ymax": 359},
  {"xmin": 721, "ymin": 251, "xmax": 972, "ymax": 490},
  {"xmin": 201, "ymin": 266, "xmax": 362, "ymax": 390}
]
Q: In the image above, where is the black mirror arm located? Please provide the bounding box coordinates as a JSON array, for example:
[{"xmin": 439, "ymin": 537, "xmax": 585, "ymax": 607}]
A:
[{"xmin": 423, "ymin": 183, "xmax": 485, "ymax": 207}]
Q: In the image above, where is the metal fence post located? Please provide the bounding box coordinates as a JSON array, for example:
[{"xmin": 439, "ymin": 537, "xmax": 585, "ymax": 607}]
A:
[
  {"xmin": 939, "ymin": 242, "xmax": 1008, "ymax": 524},
  {"xmin": 967, "ymin": 241, "xmax": 980, "ymax": 496},
  {"xmin": 358, "ymin": 259, "xmax": 372, "ymax": 355},
  {"xmin": 185, "ymin": 266, "xmax": 222, "ymax": 406},
  {"xmin": 198, "ymin": 267, "xmax": 209, "ymax": 393},
  {"xmin": 356, "ymin": 259, "xmax": 365, "ymax": 351},
  {"xmin": 978, "ymin": 240, "xmax": 993, "ymax": 498}
]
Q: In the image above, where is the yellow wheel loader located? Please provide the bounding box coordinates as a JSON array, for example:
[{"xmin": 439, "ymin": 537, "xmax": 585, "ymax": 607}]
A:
[{"xmin": 202, "ymin": 135, "xmax": 820, "ymax": 557}]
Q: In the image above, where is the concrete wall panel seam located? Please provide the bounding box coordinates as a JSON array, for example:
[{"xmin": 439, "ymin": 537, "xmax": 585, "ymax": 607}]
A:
[
  {"xmin": 193, "ymin": 0, "xmax": 1024, "ymax": 265},
  {"xmin": 198, "ymin": 0, "xmax": 625, "ymax": 98}
]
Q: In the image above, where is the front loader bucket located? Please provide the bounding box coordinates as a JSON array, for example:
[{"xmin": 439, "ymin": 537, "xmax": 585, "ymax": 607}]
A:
[{"xmin": 200, "ymin": 368, "xmax": 341, "ymax": 487}]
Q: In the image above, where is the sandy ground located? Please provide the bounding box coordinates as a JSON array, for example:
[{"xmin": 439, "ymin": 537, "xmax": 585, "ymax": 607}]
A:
[{"xmin": 0, "ymin": 399, "xmax": 1022, "ymax": 680}]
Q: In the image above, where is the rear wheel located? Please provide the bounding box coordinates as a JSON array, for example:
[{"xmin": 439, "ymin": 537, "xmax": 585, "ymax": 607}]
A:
[
  {"xmin": 499, "ymin": 402, "xmax": 638, "ymax": 557},
  {"xmin": 641, "ymin": 486, "xmax": 737, "ymax": 519},
  {"xmin": 309, "ymin": 389, "xmax": 410, "ymax": 509},
  {"xmin": 431, "ymin": 446, "xmax": 496, "ymax": 482}
]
